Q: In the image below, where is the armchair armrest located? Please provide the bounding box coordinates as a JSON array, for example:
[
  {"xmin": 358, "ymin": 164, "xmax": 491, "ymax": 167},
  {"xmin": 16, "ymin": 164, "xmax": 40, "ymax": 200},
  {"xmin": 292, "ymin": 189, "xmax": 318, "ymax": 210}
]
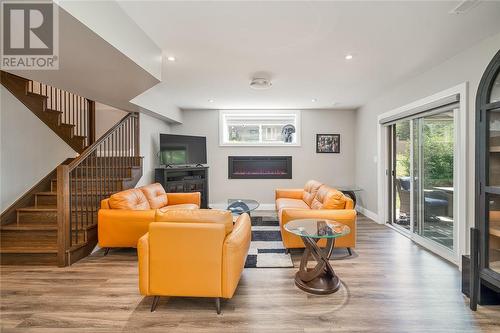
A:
[
  {"xmin": 137, "ymin": 233, "xmax": 150, "ymax": 295},
  {"xmin": 97, "ymin": 209, "xmax": 156, "ymax": 248},
  {"xmin": 166, "ymin": 192, "xmax": 201, "ymax": 207},
  {"xmin": 100, "ymin": 199, "xmax": 110, "ymax": 209},
  {"xmin": 275, "ymin": 188, "xmax": 304, "ymax": 200},
  {"xmin": 222, "ymin": 213, "xmax": 251, "ymax": 298}
]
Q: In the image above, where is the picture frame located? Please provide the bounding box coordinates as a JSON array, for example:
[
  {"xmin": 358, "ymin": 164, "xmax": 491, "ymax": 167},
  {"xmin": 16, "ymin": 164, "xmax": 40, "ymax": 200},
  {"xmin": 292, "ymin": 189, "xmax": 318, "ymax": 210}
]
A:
[{"xmin": 316, "ymin": 134, "xmax": 340, "ymax": 153}]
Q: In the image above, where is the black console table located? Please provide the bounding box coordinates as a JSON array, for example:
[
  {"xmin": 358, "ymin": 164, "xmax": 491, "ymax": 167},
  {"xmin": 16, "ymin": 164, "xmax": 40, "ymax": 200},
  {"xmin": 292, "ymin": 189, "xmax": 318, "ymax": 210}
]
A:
[{"xmin": 155, "ymin": 166, "xmax": 209, "ymax": 208}]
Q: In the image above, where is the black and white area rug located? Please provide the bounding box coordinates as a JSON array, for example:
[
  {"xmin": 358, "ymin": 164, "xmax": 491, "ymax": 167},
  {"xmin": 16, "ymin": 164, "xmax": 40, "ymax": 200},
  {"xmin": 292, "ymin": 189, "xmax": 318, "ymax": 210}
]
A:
[{"xmin": 244, "ymin": 216, "xmax": 294, "ymax": 268}]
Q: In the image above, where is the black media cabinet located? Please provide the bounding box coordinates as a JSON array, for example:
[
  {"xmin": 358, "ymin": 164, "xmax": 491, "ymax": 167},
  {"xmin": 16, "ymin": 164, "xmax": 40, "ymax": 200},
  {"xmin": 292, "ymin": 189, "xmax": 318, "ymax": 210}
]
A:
[{"xmin": 154, "ymin": 166, "xmax": 209, "ymax": 208}]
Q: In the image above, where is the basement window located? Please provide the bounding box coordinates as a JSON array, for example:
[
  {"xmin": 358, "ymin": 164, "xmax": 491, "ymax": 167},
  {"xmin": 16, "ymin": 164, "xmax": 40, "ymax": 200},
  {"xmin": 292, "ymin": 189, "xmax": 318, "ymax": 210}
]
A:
[{"xmin": 219, "ymin": 111, "xmax": 301, "ymax": 146}]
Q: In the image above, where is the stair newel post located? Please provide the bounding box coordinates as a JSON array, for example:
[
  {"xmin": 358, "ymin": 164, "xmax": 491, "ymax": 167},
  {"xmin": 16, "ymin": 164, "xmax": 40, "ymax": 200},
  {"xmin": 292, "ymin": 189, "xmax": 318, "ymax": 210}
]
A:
[
  {"xmin": 87, "ymin": 100, "xmax": 96, "ymax": 146},
  {"xmin": 57, "ymin": 165, "xmax": 71, "ymax": 267}
]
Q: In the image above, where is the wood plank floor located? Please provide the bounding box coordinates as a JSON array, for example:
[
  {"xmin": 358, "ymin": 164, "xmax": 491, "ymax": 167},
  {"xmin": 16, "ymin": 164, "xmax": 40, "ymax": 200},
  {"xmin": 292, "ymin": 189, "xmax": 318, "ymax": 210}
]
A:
[{"xmin": 1, "ymin": 214, "xmax": 499, "ymax": 332}]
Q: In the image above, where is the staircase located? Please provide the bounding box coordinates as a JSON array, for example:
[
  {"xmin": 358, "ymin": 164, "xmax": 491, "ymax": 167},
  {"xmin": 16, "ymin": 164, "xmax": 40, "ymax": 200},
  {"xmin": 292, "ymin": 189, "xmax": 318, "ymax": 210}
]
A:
[
  {"xmin": 1, "ymin": 71, "xmax": 94, "ymax": 152},
  {"xmin": 0, "ymin": 72, "xmax": 142, "ymax": 266}
]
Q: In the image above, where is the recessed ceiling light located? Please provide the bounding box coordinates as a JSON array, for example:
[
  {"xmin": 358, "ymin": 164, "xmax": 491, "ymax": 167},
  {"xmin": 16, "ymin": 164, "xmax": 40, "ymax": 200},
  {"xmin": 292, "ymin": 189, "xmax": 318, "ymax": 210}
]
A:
[
  {"xmin": 311, "ymin": 98, "xmax": 317, "ymax": 103},
  {"xmin": 167, "ymin": 56, "xmax": 176, "ymax": 62},
  {"xmin": 345, "ymin": 54, "xmax": 353, "ymax": 60},
  {"xmin": 208, "ymin": 99, "xmax": 215, "ymax": 103}
]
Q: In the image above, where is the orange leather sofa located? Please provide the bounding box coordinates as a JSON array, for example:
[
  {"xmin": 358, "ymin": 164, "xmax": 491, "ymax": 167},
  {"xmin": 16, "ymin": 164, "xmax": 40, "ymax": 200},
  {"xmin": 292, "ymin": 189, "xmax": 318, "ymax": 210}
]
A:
[
  {"xmin": 98, "ymin": 183, "xmax": 201, "ymax": 250},
  {"xmin": 138, "ymin": 209, "xmax": 251, "ymax": 313},
  {"xmin": 276, "ymin": 180, "xmax": 356, "ymax": 253}
]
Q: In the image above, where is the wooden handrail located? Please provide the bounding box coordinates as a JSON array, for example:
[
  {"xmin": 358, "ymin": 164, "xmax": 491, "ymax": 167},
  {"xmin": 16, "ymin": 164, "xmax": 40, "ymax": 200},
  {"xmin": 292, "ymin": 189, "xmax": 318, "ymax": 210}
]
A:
[{"xmin": 67, "ymin": 112, "xmax": 138, "ymax": 171}]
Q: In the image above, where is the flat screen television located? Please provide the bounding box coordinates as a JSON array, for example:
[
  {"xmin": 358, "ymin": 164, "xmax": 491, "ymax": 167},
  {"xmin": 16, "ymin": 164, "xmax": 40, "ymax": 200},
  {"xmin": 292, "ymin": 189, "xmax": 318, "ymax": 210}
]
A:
[{"xmin": 159, "ymin": 134, "xmax": 207, "ymax": 166}]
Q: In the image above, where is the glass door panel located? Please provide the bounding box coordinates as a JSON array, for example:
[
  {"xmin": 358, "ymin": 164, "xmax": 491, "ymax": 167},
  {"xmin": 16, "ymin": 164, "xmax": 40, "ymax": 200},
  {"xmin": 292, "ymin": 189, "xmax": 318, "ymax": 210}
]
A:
[
  {"xmin": 489, "ymin": 110, "xmax": 500, "ymax": 186},
  {"xmin": 488, "ymin": 194, "xmax": 500, "ymax": 274},
  {"xmin": 392, "ymin": 120, "xmax": 411, "ymax": 230},
  {"xmin": 489, "ymin": 71, "xmax": 500, "ymax": 103},
  {"xmin": 413, "ymin": 111, "xmax": 455, "ymax": 249}
]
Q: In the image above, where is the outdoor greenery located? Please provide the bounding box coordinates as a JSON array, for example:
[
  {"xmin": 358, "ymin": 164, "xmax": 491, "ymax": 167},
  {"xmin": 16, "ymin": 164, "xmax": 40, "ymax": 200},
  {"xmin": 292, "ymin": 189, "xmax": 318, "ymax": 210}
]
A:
[{"xmin": 395, "ymin": 119, "xmax": 453, "ymax": 187}]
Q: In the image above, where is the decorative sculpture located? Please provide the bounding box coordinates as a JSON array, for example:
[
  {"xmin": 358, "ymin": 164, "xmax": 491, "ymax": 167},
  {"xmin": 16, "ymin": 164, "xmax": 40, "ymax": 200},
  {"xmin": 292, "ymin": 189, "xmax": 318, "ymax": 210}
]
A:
[{"xmin": 281, "ymin": 124, "xmax": 296, "ymax": 143}]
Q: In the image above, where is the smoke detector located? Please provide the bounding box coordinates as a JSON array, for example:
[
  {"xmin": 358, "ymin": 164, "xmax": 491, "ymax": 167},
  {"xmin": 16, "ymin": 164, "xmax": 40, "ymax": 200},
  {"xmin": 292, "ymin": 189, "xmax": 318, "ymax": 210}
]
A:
[
  {"xmin": 449, "ymin": 0, "xmax": 481, "ymax": 15},
  {"xmin": 250, "ymin": 77, "xmax": 272, "ymax": 90}
]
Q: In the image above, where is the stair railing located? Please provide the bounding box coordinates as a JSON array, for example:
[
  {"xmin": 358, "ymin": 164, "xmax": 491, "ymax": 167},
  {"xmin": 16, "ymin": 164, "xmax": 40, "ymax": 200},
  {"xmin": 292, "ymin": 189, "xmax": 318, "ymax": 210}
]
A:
[
  {"xmin": 27, "ymin": 79, "xmax": 96, "ymax": 146},
  {"xmin": 56, "ymin": 112, "xmax": 140, "ymax": 266}
]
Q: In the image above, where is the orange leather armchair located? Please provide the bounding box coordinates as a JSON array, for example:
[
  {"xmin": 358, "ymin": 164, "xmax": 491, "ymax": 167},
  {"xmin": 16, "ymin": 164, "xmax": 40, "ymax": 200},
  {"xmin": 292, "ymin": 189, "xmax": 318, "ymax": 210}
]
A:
[
  {"xmin": 98, "ymin": 183, "xmax": 201, "ymax": 251},
  {"xmin": 138, "ymin": 209, "xmax": 251, "ymax": 314},
  {"xmin": 276, "ymin": 180, "xmax": 356, "ymax": 254}
]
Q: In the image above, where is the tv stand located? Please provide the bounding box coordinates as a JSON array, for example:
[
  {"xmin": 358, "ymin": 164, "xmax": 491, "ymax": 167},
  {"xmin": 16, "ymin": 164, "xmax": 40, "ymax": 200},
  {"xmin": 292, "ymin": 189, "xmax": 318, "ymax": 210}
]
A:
[{"xmin": 155, "ymin": 166, "xmax": 209, "ymax": 208}]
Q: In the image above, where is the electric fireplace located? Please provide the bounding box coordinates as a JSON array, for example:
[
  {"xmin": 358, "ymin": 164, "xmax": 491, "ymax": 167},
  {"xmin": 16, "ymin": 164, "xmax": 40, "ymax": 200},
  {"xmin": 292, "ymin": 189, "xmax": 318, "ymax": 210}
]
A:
[{"xmin": 228, "ymin": 156, "xmax": 292, "ymax": 179}]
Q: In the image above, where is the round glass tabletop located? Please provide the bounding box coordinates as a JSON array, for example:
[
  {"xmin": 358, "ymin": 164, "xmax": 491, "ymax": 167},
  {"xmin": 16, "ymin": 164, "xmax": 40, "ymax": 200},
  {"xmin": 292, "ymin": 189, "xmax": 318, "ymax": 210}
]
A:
[
  {"xmin": 284, "ymin": 219, "xmax": 350, "ymax": 239},
  {"xmin": 227, "ymin": 199, "xmax": 260, "ymax": 215}
]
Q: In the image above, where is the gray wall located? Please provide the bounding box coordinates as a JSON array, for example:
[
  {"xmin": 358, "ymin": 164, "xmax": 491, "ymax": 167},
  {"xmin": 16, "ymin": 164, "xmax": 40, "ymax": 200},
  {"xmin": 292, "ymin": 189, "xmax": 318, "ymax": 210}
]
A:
[
  {"xmin": 95, "ymin": 102, "xmax": 128, "ymax": 138},
  {"xmin": 137, "ymin": 113, "xmax": 171, "ymax": 187},
  {"xmin": 354, "ymin": 32, "xmax": 500, "ymax": 224},
  {"xmin": 171, "ymin": 109, "xmax": 356, "ymax": 205},
  {"xmin": 0, "ymin": 87, "xmax": 76, "ymax": 211}
]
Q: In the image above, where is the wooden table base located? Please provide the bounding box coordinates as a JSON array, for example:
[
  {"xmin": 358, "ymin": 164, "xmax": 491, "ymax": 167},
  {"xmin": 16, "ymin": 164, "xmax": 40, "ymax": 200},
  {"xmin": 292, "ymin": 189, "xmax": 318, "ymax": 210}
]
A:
[{"xmin": 295, "ymin": 236, "xmax": 341, "ymax": 295}]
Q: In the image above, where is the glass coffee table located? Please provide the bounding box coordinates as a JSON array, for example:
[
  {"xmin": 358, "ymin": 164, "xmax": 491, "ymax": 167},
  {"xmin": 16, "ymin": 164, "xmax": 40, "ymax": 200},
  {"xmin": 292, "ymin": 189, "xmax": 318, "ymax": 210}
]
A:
[
  {"xmin": 284, "ymin": 219, "xmax": 350, "ymax": 295},
  {"xmin": 227, "ymin": 199, "xmax": 259, "ymax": 216}
]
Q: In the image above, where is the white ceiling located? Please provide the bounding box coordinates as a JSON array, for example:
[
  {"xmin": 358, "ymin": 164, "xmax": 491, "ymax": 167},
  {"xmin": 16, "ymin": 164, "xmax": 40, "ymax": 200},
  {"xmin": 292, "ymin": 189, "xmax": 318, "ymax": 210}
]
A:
[{"xmin": 118, "ymin": 1, "xmax": 500, "ymax": 110}]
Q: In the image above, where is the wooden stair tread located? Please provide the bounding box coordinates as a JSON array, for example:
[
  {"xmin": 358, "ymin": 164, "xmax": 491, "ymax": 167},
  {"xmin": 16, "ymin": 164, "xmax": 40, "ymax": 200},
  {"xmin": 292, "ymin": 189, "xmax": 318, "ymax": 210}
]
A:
[
  {"xmin": 17, "ymin": 206, "xmax": 57, "ymax": 212},
  {"xmin": 26, "ymin": 91, "xmax": 47, "ymax": 99},
  {"xmin": 2, "ymin": 220, "xmax": 56, "ymax": 228},
  {"xmin": 36, "ymin": 191, "xmax": 57, "ymax": 196},
  {"xmin": 0, "ymin": 247, "xmax": 57, "ymax": 254},
  {"xmin": 1, "ymin": 223, "xmax": 57, "ymax": 231},
  {"xmin": 45, "ymin": 108, "xmax": 62, "ymax": 114}
]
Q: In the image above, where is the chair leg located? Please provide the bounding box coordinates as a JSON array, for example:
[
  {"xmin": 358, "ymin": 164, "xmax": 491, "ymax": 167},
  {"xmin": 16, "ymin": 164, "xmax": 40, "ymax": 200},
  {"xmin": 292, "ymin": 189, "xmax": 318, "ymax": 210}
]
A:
[
  {"xmin": 215, "ymin": 297, "xmax": 221, "ymax": 315},
  {"xmin": 151, "ymin": 296, "xmax": 160, "ymax": 312},
  {"xmin": 347, "ymin": 247, "xmax": 352, "ymax": 256},
  {"xmin": 103, "ymin": 248, "xmax": 110, "ymax": 256}
]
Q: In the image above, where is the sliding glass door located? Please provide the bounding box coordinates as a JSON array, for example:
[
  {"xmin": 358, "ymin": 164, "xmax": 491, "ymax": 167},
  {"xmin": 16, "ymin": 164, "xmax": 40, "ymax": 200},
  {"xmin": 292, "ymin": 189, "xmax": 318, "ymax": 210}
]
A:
[
  {"xmin": 389, "ymin": 109, "xmax": 456, "ymax": 255},
  {"xmin": 413, "ymin": 112, "xmax": 455, "ymax": 249},
  {"xmin": 391, "ymin": 120, "xmax": 412, "ymax": 231}
]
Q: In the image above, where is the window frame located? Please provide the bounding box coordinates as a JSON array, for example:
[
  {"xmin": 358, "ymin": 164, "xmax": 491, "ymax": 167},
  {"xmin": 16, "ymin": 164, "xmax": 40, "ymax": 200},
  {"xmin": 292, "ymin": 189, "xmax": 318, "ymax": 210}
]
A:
[{"xmin": 218, "ymin": 110, "xmax": 301, "ymax": 147}]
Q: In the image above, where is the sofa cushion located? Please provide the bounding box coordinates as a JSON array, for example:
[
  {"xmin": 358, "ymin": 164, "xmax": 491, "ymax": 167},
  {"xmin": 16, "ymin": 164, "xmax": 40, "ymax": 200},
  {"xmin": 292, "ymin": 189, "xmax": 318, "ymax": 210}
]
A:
[
  {"xmin": 140, "ymin": 183, "xmax": 168, "ymax": 209},
  {"xmin": 108, "ymin": 188, "xmax": 151, "ymax": 210},
  {"xmin": 158, "ymin": 204, "xmax": 199, "ymax": 211},
  {"xmin": 155, "ymin": 209, "xmax": 233, "ymax": 235},
  {"xmin": 310, "ymin": 186, "xmax": 346, "ymax": 210},
  {"xmin": 302, "ymin": 180, "xmax": 323, "ymax": 207},
  {"xmin": 276, "ymin": 198, "xmax": 310, "ymax": 211}
]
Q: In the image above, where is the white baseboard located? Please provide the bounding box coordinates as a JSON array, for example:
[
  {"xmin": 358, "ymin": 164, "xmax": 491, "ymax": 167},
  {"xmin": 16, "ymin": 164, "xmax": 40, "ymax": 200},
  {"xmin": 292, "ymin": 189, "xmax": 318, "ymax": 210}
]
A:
[
  {"xmin": 209, "ymin": 203, "xmax": 275, "ymax": 211},
  {"xmin": 356, "ymin": 205, "xmax": 380, "ymax": 223}
]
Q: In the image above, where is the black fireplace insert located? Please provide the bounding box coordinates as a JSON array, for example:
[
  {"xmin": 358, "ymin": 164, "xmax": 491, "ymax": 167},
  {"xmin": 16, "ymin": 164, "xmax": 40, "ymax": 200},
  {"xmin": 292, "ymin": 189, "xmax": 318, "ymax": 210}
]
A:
[{"xmin": 228, "ymin": 156, "xmax": 292, "ymax": 179}]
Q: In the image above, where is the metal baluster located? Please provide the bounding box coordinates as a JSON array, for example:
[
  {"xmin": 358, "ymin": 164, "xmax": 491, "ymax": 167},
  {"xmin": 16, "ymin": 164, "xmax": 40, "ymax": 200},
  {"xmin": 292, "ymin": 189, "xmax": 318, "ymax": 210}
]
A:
[
  {"xmin": 112, "ymin": 132, "xmax": 116, "ymax": 192},
  {"xmin": 74, "ymin": 168, "xmax": 78, "ymax": 246},
  {"xmin": 81, "ymin": 157, "xmax": 84, "ymax": 237},
  {"xmin": 119, "ymin": 125, "xmax": 122, "ymax": 177},
  {"xmin": 106, "ymin": 138, "xmax": 109, "ymax": 195}
]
